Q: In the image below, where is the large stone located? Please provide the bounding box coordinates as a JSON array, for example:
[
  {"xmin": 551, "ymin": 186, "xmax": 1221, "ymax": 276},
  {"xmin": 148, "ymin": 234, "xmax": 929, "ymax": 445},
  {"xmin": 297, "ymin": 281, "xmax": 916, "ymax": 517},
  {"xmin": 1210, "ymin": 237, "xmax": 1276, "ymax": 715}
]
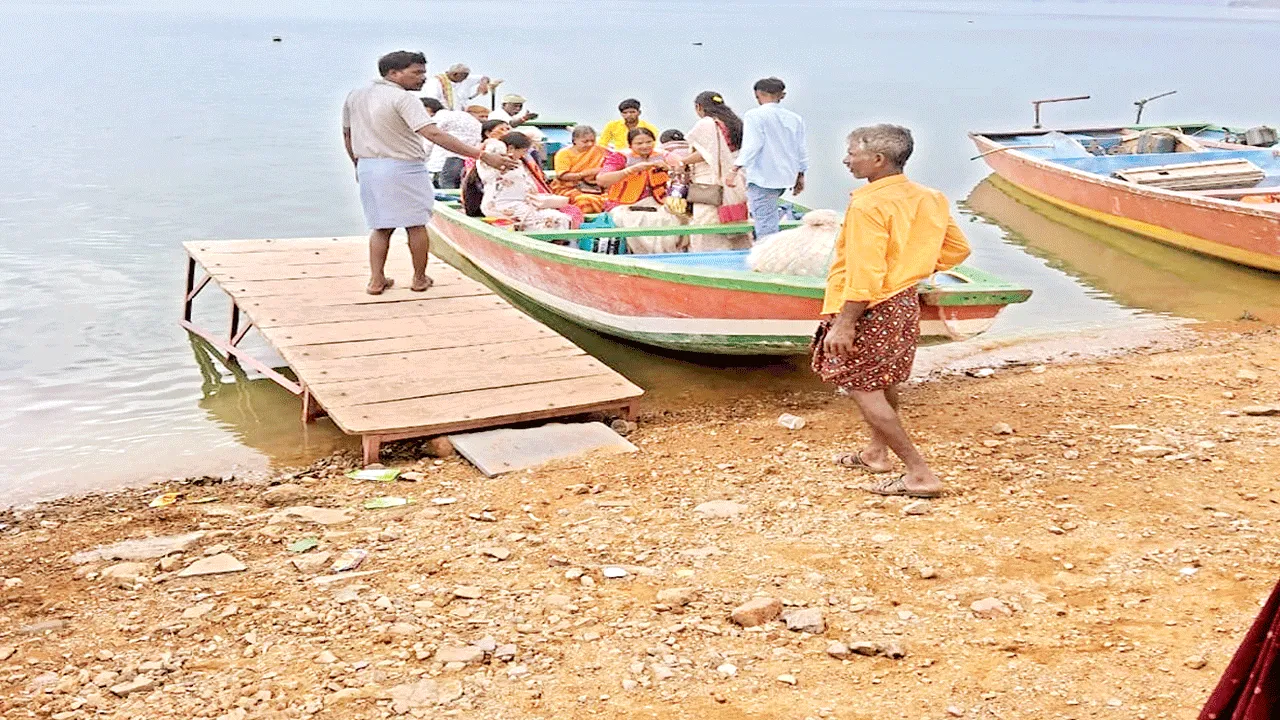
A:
[
  {"xmin": 730, "ymin": 597, "xmax": 782, "ymax": 627},
  {"xmin": 433, "ymin": 645, "xmax": 484, "ymax": 665},
  {"xmin": 782, "ymin": 607, "xmax": 826, "ymax": 634},
  {"xmin": 694, "ymin": 500, "xmax": 748, "ymax": 519},
  {"xmin": 268, "ymin": 506, "xmax": 354, "ymax": 526},
  {"xmin": 177, "ymin": 553, "xmax": 246, "ymax": 578},
  {"xmin": 260, "ymin": 484, "xmax": 310, "ymax": 507},
  {"xmin": 971, "ymin": 597, "xmax": 1012, "ymax": 618},
  {"xmin": 71, "ymin": 532, "xmax": 206, "ymax": 564},
  {"xmin": 110, "ymin": 676, "xmax": 156, "ymax": 697}
]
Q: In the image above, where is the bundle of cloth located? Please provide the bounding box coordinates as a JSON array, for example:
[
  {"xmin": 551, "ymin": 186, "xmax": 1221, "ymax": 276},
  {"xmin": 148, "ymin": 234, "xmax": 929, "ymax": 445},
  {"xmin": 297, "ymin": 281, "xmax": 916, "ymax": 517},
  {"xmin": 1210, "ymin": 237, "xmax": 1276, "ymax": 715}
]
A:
[{"xmin": 747, "ymin": 209, "xmax": 841, "ymax": 277}]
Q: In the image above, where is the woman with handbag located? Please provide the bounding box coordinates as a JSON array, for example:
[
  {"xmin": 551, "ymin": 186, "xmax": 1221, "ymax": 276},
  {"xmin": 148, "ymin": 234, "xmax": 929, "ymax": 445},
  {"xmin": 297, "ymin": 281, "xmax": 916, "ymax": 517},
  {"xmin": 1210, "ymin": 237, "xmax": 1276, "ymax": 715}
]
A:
[
  {"xmin": 671, "ymin": 91, "xmax": 752, "ymax": 251},
  {"xmin": 596, "ymin": 127, "xmax": 686, "ymax": 254}
]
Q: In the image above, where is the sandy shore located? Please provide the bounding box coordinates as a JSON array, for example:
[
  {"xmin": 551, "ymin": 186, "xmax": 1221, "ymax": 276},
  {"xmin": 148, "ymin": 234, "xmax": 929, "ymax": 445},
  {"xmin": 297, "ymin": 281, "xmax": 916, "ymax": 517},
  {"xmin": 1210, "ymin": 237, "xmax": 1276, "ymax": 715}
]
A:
[{"xmin": 1, "ymin": 323, "xmax": 1277, "ymax": 720}]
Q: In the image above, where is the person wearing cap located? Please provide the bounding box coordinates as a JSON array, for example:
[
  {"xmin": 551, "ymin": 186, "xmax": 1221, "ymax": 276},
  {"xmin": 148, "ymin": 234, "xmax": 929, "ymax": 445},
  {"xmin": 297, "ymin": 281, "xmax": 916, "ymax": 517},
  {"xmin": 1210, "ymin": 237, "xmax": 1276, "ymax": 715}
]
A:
[
  {"xmin": 342, "ymin": 51, "xmax": 514, "ymax": 295},
  {"xmin": 426, "ymin": 102, "xmax": 489, "ymax": 189},
  {"xmin": 490, "ymin": 94, "xmax": 538, "ymax": 127},
  {"xmin": 427, "ymin": 63, "xmax": 492, "ymax": 111}
]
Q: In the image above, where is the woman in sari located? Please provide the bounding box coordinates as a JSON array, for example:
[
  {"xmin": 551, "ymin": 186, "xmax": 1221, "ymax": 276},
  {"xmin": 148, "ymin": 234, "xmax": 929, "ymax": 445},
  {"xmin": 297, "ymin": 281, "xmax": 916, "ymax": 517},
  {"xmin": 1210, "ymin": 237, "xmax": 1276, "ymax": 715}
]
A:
[
  {"xmin": 476, "ymin": 132, "xmax": 571, "ymax": 231},
  {"xmin": 670, "ymin": 91, "xmax": 751, "ymax": 251},
  {"xmin": 595, "ymin": 127, "xmax": 685, "ymax": 254},
  {"xmin": 551, "ymin": 125, "xmax": 609, "ymax": 215}
]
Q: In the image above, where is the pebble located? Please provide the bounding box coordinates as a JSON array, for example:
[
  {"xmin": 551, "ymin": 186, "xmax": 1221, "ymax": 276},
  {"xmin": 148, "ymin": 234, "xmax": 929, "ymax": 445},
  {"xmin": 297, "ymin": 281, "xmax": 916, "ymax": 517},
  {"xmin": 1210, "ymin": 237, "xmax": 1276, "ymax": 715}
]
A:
[
  {"xmin": 968, "ymin": 367, "xmax": 996, "ymax": 378},
  {"xmin": 947, "ymin": 706, "xmax": 966, "ymax": 717},
  {"xmin": 431, "ymin": 497, "xmax": 458, "ymax": 506},
  {"xmin": 902, "ymin": 500, "xmax": 930, "ymax": 516},
  {"xmin": 435, "ymin": 645, "xmax": 485, "ymax": 664},
  {"xmin": 260, "ymin": 483, "xmax": 309, "ymax": 506},
  {"xmin": 182, "ymin": 601, "xmax": 216, "ymax": 619},
  {"xmin": 315, "ymin": 650, "xmax": 338, "ymax": 664},
  {"xmin": 1236, "ymin": 368, "xmax": 1260, "ymax": 381},
  {"xmin": 651, "ymin": 664, "xmax": 674, "ymax": 680},
  {"xmin": 20, "ymin": 619, "xmax": 68, "ymax": 634},
  {"xmin": 177, "ymin": 553, "xmax": 246, "ymax": 578},
  {"xmin": 1132, "ymin": 446, "xmax": 1176, "ymax": 458},
  {"xmin": 481, "ymin": 547, "xmax": 511, "ymax": 561},
  {"xmin": 730, "ymin": 597, "xmax": 782, "ymax": 627},
  {"xmin": 716, "ymin": 663, "xmax": 738, "ymax": 677},
  {"xmin": 0, "ymin": 645, "xmax": 14, "ymax": 661},
  {"xmin": 971, "ymin": 597, "xmax": 1011, "ymax": 618},
  {"xmin": 1241, "ymin": 405, "xmax": 1280, "ymax": 417},
  {"xmin": 268, "ymin": 506, "xmax": 354, "ymax": 526},
  {"xmin": 1185, "ymin": 655, "xmax": 1208, "ymax": 670},
  {"xmin": 694, "ymin": 500, "xmax": 748, "ymax": 519},
  {"xmin": 919, "ymin": 567, "xmax": 938, "ymax": 579},
  {"xmin": 71, "ymin": 531, "xmax": 206, "ymax": 564},
  {"xmin": 656, "ymin": 587, "xmax": 698, "ymax": 607},
  {"xmin": 602, "ymin": 565, "xmax": 629, "ymax": 579},
  {"xmin": 826, "ymin": 641, "xmax": 850, "ymax": 659},
  {"xmin": 291, "ymin": 551, "xmax": 332, "ymax": 574},
  {"xmin": 849, "ymin": 641, "xmax": 880, "ymax": 656},
  {"xmin": 100, "ymin": 561, "xmax": 150, "ymax": 586},
  {"xmin": 992, "ymin": 422, "xmax": 1014, "ymax": 435},
  {"xmin": 453, "ymin": 586, "xmax": 484, "ymax": 599},
  {"xmin": 777, "ymin": 674, "xmax": 798, "ymax": 686},
  {"xmin": 110, "ymin": 675, "xmax": 156, "ymax": 697}
]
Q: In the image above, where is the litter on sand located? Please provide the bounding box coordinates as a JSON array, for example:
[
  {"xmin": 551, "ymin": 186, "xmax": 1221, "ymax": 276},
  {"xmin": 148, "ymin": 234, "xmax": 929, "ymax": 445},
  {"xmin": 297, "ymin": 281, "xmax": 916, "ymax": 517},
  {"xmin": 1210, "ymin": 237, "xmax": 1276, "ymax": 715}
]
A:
[
  {"xmin": 346, "ymin": 468, "xmax": 402, "ymax": 482},
  {"xmin": 288, "ymin": 537, "xmax": 320, "ymax": 553},
  {"xmin": 363, "ymin": 496, "xmax": 409, "ymax": 510},
  {"xmin": 148, "ymin": 492, "xmax": 180, "ymax": 508}
]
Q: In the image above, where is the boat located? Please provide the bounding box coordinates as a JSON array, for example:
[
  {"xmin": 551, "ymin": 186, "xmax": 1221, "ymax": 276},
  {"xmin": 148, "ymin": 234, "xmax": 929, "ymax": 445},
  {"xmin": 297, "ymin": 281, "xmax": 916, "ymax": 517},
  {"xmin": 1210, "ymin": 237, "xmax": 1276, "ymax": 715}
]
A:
[
  {"xmin": 969, "ymin": 122, "xmax": 1280, "ymax": 272},
  {"xmin": 426, "ymin": 129, "xmax": 1030, "ymax": 354}
]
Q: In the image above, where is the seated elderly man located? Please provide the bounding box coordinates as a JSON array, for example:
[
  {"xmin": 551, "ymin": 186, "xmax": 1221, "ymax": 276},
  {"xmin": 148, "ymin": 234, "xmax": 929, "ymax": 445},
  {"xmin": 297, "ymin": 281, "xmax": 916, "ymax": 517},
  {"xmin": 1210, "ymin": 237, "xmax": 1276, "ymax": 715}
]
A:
[
  {"xmin": 490, "ymin": 94, "xmax": 538, "ymax": 127},
  {"xmin": 426, "ymin": 63, "xmax": 492, "ymax": 111}
]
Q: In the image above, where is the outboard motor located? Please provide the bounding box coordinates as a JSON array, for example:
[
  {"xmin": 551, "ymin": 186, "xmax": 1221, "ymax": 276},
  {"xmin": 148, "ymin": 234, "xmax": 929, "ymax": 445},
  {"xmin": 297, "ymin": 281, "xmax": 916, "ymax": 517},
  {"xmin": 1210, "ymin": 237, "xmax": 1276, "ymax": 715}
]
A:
[{"xmin": 1243, "ymin": 126, "xmax": 1278, "ymax": 148}]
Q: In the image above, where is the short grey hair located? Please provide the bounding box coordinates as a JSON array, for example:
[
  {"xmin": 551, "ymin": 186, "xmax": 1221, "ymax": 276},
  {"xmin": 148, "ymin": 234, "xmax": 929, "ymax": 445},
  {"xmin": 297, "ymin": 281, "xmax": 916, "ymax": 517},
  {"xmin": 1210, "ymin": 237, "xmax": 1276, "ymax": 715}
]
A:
[
  {"xmin": 847, "ymin": 124, "xmax": 914, "ymax": 169},
  {"xmin": 571, "ymin": 124, "xmax": 597, "ymax": 140}
]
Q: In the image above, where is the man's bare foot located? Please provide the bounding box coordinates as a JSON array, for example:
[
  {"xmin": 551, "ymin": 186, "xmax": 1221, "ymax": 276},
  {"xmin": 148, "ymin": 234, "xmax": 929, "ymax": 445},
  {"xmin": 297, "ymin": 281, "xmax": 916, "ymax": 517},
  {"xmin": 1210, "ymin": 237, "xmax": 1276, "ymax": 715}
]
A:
[
  {"xmin": 410, "ymin": 275, "xmax": 434, "ymax": 293},
  {"xmin": 834, "ymin": 449, "xmax": 894, "ymax": 473},
  {"xmin": 367, "ymin": 277, "xmax": 394, "ymax": 295}
]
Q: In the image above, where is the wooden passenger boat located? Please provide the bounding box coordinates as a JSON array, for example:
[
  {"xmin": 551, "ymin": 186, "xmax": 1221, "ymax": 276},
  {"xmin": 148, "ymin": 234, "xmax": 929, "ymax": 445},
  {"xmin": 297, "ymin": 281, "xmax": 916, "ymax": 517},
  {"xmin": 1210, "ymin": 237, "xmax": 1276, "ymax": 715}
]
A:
[
  {"xmin": 427, "ymin": 207, "xmax": 1030, "ymax": 356},
  {"xmin": 970, "ymin": 123, "xmax": 1280, "ymax": 272}
]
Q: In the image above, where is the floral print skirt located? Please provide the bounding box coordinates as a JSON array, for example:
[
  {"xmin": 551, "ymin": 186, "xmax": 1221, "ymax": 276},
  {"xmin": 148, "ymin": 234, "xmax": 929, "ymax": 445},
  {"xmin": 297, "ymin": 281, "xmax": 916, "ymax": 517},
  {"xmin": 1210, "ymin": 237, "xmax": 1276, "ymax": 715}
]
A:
[{"xmin": 810, "ymin": 289, "xmax": 920, "ymax": 393}]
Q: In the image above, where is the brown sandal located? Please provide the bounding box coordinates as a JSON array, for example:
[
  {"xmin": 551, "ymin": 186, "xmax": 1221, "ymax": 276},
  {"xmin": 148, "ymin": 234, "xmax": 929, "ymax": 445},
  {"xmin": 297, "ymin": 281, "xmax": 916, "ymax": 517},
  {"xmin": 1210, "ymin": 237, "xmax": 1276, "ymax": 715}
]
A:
[
  {"xmin": 834, "ymin": 451, "xmax": 892, "ymax": 473},
  {"xmin": 864, "ymin": 475, "xmax": 944, "ymax": 499},
  {"xmin": 366, "ymin": 277, "xmax": 395, "ymax": 295}
]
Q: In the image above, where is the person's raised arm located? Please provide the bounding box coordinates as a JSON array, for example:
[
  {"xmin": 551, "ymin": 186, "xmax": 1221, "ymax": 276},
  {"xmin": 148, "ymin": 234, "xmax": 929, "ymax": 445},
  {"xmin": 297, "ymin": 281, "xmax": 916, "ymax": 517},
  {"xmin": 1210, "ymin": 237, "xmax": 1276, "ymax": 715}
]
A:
[{"xmin": 419, "ymin": 125, "xmax": 515, "ymax": 170}]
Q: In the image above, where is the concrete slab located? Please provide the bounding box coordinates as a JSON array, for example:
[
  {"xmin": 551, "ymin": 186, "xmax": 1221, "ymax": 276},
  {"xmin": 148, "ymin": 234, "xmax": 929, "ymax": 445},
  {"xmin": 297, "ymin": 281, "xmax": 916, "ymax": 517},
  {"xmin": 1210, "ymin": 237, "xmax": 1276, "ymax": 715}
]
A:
[{"xmin": 448, "ymin": 422, "xmax": 637, "ymax": 477}]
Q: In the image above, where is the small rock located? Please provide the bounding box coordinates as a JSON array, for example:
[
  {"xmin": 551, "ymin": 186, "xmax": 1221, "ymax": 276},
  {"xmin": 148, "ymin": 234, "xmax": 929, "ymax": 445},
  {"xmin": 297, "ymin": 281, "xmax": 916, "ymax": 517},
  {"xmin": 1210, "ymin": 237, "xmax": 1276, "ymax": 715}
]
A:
[
  {"xmin": 1185, "ymin": 655, "xmax": 1208, "ymax": 670},
  {"xmin": 481, "ymin": 547, "xmax": 511, "ymax": 561},
  {"xmin": 870, "ymin": 533, "xmax": 894, "ymax": 543},
  {"xmin": 291, "ymin": 552, "xmax": 332, "ymax": 574},
  {"xmin": 971, "ymin": 597, "xmax": 1011, "ymax": 618},
  {"xmin": 826, "ymin": 641, "xmax": 850, "ymax": 659},
  {"xmin": 0, "ymin": 645, "xmax": 15, "ymax": 661},
  {"xmin": 919, "ymin": 567, "xmax": 938, "ymax": 579},
  {"xmin": 622, "ymin": 678, "xmax": 638, "ymax": 691},
  {"xmin": 730, "ymin": 597, "xmax": 782, "ymax": 627},
  {"xmin": 110, "ymin": 675, "xmax": 156, "ymax": 697},
  {"xmin": 386, "ymin": 678, "xmax": 442, "ymax": 714},
  {"xmin": 777, "ymin": 674, "xmax": 798, "ymax": 686},
  {"xmin": 177, "ymin": 553, "xmax": 246, "ymax": 577},
  {"xmin": 782, "ymin": 607, "xmax": 825, "ymax": 634},
  {"xmin": 182, "ymin": 601, "xmax": 216, "ymax": 619},
  {"xmin": 315, "ymin": 650, "xmax": 338, "ymax": 664},
  {"xmin": 992, "ymin": 422, "xmax": 1014, "ymax": 435},
  {"xmin": 602, "ymin": 565, "xmax": 628, "ymax": 579},
  {"xmin": 19, "ymin": 619, "xmax": 68, "ymax": 634},
  {"xmin": 1241, "ymin": 406, "xmax": 1280, "ymax": 417},
  {"xmin": 967, "ymin": 367, "xmax": 996, "ymax": 378},
  {"xmin": 268, "ymin": 506, "xmax": 354, "ymax": 526},
  {"xmin": 880, "ymin": 641, "xmax": 906, "ymax": 659},
  {"xmin": 694, "ymin": 500, "xmax": 748, "ymax": 519},
  {"xmin": 453, "ymin": 586, "xmax": 483, "ymax": 600},
  {"xmin": 260, "ymin": 483, "xmax": 309, "ymax": 506},
  {"xmin": 1030, "ymin": 365, "xmax": 1046, "ymax": 374},
  {"xmin": 650, "ymin": 664, "xmax": 674, "ymax": 681},
  {"xmin": 849, "ymin": 641, "xmax": 880, "ymax": 656},
  {"xmin": 71, "ymin": 532, "xmax": 206, "ymax": 564},
  {"xmin": 494, "ymin": 644, "xmax": 517, "ymax": 661},
  {"xmin": 656, "ymin": 587, "xmax": 698, "ymax": 607},
  {"xmin": 716, "ymin": 663, "xmax": 737, "ymax": 677},
  {"xmin": 902, "ymin": 500, "xmax": 930, "ymax": 516},
  {"xmin": 434, "ymin": 645, "xmax": 484, "ymax": 665},
  {"xmin": 1236, "ymin": 368, "xmax": 1260, "ymax": 381},
  {"xmin": 947, "ymin": 706, "xmax": 965, "ymax": 717},
  {"xmin": 1132, "ymin": 446, "xmax": 1176, "ymax": 458},
  {"xmin": 1063, "ymin": 449, "xmax": 1080, "ymax": 460},
  {"xmin": 610, "ymin": 419, "xmax": 639, "ymax": 436},
  {"xmin": 100, "ymin": 562, "xmax": 150, "ymax": 586}
]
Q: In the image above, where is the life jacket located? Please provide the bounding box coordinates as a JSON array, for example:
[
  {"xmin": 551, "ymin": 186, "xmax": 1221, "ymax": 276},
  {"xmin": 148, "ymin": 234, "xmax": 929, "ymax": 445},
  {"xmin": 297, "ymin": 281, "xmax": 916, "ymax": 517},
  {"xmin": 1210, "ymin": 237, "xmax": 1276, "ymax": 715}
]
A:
[{"xmin": 606, "ymin": 154, "xmax": 668, "ymax": 205}]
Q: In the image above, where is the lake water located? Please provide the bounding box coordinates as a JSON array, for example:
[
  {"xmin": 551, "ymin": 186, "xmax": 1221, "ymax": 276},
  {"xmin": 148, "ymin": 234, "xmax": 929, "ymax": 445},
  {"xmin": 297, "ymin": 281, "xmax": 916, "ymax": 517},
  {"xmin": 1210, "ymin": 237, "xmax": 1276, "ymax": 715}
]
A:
[{"xmin": 3, "ymin": 0, "xmax": 1279, "ymax": 507}]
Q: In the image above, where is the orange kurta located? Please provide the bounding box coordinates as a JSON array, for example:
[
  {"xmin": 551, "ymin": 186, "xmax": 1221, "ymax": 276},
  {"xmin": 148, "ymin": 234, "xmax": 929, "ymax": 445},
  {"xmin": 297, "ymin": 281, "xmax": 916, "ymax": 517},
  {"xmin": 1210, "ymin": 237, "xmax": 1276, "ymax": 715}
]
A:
[
  {"xmin": 552, "ymin": 145, "xmax": 609, "ymax": 214},
  {"xmin": 822, "ymin": 174, "xmax": 971, "ymax": 315}
]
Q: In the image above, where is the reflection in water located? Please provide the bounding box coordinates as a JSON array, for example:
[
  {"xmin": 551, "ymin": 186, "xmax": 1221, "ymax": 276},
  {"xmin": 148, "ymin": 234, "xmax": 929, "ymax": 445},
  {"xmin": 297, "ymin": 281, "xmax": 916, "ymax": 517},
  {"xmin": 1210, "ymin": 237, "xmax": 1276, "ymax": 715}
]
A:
[
  {"xmin": 190, "ymin": 336, "xmax": 354, "ymax": 464},
  {"xmin": 966, "ymin": 176, "xmax": 1280, "ymax": 324}
]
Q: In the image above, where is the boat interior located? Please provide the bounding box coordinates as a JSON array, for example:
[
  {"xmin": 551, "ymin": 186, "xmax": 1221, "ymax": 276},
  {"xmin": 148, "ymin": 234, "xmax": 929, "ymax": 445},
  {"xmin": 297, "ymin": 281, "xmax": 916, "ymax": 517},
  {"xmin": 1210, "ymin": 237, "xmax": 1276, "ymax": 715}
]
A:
[{"xmin": 983, "ymin": 125, "xmax": 1280, "ymax": 202}]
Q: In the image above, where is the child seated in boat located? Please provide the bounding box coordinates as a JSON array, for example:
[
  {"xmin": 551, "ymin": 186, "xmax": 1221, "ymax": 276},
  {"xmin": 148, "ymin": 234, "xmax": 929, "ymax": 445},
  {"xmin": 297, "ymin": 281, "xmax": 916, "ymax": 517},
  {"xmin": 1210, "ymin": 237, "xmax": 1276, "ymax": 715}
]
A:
[
  {"xmin": 476, "ymin": 132, "xmax": 572, "ymax": 231},
  {"xmin": 595, "ymin": 127, "xmax": 686, "ymax": 254}
]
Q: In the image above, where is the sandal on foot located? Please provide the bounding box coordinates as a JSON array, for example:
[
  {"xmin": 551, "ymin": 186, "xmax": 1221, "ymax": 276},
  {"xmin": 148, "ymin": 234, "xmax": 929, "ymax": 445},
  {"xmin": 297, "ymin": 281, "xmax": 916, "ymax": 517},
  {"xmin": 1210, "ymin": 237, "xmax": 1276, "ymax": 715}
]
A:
[
  {"xmin": 367, "ymin": 277, "xmax": 395, "ymax": 295},
  {"xmin": 864, "ymin": 475, "xmax": 944, "ymax": 498},
  {"xmin": 834, "ymin": 451, "xmax": 891, "ymax": 473},
  {"xmin": 411, "ymin": 276, "xmax": 434, "ymax": 293}
]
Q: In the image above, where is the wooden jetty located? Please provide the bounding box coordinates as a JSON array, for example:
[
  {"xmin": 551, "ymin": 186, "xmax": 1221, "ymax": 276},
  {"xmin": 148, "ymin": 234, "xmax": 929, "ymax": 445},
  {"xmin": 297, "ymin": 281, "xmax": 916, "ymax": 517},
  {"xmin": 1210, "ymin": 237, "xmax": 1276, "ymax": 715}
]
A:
[{"xmin": 181, "ymin": 237, "xmax": 643, "ymax": 463}]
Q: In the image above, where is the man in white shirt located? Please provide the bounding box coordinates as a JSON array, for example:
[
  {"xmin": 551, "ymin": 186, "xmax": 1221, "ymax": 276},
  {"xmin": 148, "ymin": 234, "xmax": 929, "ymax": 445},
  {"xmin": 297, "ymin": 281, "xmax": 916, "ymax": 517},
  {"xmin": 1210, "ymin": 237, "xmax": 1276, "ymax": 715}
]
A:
[
  {"xmin": 489, "ymin": 94, "xmax": 538, "ymax": 127},
  {"xmin": 343, "ymin": 52, "xmax": 513, "ymax": 294},
  {"xmin": 733, "ymin": 77, "xmax": 809, "ymax": 240},
  {"xmin": 427, "ymin": 103, "xmax": 487, "ymax": 189},
  {"xmin": 426, "ymin": 63, "xmax": 492, "ymax": 111}
]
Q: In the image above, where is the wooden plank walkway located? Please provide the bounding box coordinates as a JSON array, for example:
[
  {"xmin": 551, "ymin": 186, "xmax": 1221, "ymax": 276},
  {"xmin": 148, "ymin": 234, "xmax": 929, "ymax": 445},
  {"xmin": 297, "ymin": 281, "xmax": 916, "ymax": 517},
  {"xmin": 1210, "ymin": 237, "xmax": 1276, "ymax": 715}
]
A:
[{"xmin": 181, "ymin": 237, "xmax": 643, "ymax": 462}]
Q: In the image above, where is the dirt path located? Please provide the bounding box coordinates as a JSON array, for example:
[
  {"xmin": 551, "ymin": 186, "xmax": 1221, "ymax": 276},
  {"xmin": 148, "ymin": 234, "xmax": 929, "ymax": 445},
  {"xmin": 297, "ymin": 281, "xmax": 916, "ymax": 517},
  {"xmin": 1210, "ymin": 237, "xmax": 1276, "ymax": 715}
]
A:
[{"xmin": 2, "ymin": 324, "xmax": 1277, "ymax": 720}]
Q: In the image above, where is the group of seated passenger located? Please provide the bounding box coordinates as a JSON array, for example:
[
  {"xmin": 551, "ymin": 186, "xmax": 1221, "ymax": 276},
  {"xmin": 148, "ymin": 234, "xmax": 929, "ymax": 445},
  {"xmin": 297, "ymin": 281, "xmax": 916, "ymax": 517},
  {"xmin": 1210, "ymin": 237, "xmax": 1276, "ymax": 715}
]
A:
[{"xmin": 456, "ymin": 94, "xmax": 756, "ymax": 254}]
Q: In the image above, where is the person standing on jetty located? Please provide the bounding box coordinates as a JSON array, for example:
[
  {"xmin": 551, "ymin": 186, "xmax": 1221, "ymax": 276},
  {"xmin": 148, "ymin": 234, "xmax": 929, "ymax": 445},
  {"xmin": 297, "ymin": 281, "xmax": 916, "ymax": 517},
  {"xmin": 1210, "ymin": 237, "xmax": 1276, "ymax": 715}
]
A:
[
  {"xmin": 813, "ymin": 124, "xmax": 970, "ymax": 498},
  {"xmin": 343, "ymin": 51, "xmax": 514, "ymax": 295},
  {"xmin": 733, "ymin": 77, "xmax": 808, "ymax": 240}
]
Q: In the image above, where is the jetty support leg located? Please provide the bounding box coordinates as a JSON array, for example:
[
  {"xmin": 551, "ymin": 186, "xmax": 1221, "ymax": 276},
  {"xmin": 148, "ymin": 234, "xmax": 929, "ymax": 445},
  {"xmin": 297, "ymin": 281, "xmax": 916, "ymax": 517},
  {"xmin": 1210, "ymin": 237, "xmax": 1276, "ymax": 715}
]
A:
[{"xmin": 362, "ymin": 435, "xmax": 382, "ymax": 466}]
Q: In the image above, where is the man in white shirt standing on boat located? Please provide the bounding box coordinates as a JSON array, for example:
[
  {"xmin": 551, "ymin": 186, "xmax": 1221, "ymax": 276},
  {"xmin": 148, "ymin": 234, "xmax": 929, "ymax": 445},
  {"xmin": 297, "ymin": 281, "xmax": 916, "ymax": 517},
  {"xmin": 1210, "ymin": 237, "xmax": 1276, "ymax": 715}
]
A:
[
  {"xmin": 733, "ymin": 77, "xmax": 809, "ymax": 240},
  {"xmin": 343, "ymin": 51, "xmax": 514, "ymax": 295},
  {"xmin": 426, "ymin": 63, "xmax": 493, "ymax": 111},
  {"xmin": 490, "ymin": 94, "xmax": 538, "ymax": 127}
]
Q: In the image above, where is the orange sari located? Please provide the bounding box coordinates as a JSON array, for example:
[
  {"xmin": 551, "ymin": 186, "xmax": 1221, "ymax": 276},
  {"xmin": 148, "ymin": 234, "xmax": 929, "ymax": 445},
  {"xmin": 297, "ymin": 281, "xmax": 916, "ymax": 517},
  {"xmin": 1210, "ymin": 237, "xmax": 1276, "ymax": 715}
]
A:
[{"xmin": 552, "ymin": 145, "xmax": 609, "ymax": 214}]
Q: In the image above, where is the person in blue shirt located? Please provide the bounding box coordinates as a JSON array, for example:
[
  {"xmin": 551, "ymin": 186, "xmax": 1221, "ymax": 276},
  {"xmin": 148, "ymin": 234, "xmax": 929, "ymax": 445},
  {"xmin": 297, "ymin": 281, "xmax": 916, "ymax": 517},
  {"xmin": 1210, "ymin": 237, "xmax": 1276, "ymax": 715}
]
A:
[{"xmin": 733, "ymin": 77, "xmax": 810, "ymax": 240}]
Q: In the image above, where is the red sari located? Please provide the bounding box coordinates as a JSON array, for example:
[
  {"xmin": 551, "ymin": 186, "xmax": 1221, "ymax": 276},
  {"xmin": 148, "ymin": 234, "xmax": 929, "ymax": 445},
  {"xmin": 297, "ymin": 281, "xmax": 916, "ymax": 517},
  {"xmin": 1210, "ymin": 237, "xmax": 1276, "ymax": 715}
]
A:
[{"xmin": 1201, "ymin": 579, "xmax": 1280, "ymax": 719}]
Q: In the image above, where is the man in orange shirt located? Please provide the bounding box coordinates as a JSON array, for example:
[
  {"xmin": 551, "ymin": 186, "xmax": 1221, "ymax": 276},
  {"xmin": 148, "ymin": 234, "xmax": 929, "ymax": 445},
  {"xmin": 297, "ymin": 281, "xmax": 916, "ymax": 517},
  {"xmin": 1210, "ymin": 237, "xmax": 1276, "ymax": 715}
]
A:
[{"xmin": 813, "ymin": 124, "xmax": 970, "ymax": 498}]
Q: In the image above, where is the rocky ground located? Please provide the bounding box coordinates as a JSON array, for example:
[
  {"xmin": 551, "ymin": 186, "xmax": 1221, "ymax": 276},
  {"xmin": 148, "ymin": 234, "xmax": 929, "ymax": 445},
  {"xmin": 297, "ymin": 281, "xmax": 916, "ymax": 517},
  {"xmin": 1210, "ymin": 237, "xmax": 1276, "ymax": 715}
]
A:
[{"xmin": 1, "ymin": 324, "xmax": 1278, "ymax": 720}]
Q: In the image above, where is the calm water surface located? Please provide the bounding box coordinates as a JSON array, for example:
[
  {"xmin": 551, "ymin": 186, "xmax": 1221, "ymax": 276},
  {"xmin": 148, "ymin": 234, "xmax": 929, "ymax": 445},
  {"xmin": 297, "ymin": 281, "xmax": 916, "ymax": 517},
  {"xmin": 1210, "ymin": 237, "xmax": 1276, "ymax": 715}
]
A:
[{"xmin": 3, "ymin": 0, "xmax": 1279, "ymax": 506}]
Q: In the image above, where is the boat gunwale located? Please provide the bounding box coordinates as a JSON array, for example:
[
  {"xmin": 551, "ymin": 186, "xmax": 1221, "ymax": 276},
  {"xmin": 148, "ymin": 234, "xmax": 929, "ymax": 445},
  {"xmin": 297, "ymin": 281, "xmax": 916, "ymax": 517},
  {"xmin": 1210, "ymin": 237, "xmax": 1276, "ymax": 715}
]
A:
[
  {"xmin": 967, "ymin": 130, "xmax": 1280, "ymax": 221},
  {"xmin": 431, "ymin": 204, "xmax": 1032, "ymax": 306}
]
